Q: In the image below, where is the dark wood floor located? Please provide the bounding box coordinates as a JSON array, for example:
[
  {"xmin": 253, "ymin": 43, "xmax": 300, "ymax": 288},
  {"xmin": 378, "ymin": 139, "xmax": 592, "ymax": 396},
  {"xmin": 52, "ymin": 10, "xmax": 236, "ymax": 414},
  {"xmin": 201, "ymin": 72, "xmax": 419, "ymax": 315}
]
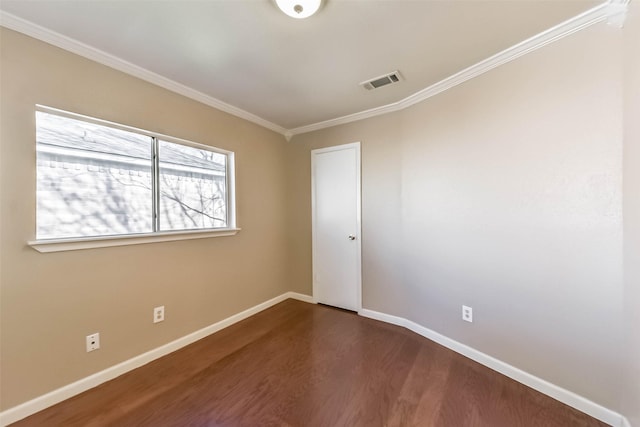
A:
[{"xmin": 11, "ymin": 299, "xmax": 608, "ymax": 427}]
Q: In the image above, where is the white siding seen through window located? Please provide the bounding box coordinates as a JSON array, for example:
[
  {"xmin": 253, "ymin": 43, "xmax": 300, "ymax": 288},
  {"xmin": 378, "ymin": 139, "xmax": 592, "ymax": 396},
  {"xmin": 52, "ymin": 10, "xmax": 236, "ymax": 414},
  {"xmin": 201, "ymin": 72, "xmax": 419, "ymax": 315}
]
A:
[{"xmin": 35, "ymin": 107, "xmax": 234, "ymax": 241}]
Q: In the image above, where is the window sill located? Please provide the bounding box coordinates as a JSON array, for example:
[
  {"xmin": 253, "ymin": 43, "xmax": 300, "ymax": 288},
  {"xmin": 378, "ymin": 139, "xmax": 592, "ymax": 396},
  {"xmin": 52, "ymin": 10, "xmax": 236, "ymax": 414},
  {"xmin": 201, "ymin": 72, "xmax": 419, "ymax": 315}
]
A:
[{"xmin": 28, "ymin": 228, "xmax": 241, "ymax": 253}]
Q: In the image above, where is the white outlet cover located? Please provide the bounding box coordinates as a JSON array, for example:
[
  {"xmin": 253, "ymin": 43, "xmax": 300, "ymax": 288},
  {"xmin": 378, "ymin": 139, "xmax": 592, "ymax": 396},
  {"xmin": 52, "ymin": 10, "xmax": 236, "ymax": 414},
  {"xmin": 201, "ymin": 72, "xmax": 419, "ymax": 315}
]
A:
[
  {"xmin": 462, "ymin": 305, "xmax": 473, "ymax": 323},
  {"xmin": 154, "ymin": 306, "xmax": 165, "ymax": 323},
  {"xmin": 86, "ymin": 333, "xmax": 100, "ymax": 352}
]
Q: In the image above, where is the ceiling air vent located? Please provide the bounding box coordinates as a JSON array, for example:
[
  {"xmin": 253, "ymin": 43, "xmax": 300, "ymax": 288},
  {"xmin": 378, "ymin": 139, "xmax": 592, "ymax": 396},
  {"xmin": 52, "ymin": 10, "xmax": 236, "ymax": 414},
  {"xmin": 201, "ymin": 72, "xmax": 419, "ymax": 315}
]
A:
[{"xmin": 360, "ymin": 71, "xmax": 403, "ymax": 91}]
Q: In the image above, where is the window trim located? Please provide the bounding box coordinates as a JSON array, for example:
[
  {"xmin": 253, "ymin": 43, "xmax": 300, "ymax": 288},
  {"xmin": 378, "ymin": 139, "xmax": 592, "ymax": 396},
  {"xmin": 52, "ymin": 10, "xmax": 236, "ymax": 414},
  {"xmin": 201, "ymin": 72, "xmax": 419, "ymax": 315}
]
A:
[
  {"xmin": 31, "ymin": 105, "xmax": 238, "ymax": 251},
  {"xmin": 28, "ymin": 228, "xmax": 241, "ymax": 253}
]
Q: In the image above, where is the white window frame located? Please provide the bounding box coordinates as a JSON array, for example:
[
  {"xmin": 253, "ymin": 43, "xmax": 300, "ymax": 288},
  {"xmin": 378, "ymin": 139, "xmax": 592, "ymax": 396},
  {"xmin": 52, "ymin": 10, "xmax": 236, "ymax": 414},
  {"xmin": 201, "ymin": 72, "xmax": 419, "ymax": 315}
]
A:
[{"xmin": 29, "ymin": 105, "xmax": 239, "ymax": 253}]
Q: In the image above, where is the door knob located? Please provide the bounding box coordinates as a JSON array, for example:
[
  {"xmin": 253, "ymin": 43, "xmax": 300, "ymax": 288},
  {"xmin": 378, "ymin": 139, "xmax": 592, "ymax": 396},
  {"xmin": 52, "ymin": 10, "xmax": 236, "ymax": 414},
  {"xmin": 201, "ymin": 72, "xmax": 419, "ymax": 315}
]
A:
[{"xmin": 348, "ymin": 235, "xmax": 356, "ymax": 240}]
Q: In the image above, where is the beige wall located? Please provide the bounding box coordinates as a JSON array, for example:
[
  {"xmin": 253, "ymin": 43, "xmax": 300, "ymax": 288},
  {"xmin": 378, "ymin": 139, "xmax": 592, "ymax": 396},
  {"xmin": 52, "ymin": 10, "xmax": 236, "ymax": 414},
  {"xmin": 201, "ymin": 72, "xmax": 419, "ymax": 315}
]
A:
[
  {"xmin": 292, "ymin": 18, "xmax": 627, "ymax": 411},
  {"xmin": 623, "ymin": 2, "xmax": 640, "ymax": 425},
  {"xmin": 286, "ymin": 111, "xmax": 406, "ymax": 313},
  {"xmin": 2, "ymin": 5, "xmax": 638, "ymax": 421},
  {"xmin": 0, "ymin": 28, "xmax": 291, "ymax": 409}
]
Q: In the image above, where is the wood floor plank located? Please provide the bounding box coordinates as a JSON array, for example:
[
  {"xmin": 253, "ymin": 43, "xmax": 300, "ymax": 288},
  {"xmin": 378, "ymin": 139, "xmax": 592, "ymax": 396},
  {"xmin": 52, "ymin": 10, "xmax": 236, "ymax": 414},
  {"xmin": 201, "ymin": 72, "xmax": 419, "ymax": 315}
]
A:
[
  {"xmin": 9, "ymin": 300, "xmax": 610, "ymax": 427},
  {"xmin": 387, "ymin": 343, "xmax": 452, "ymax": 426}
]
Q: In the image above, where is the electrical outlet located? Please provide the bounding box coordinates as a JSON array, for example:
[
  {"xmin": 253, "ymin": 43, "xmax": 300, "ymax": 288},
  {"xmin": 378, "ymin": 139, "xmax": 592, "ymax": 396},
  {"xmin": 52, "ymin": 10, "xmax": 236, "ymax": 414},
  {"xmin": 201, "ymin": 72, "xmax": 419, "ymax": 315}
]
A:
[
  {"xmin": 86, "ymin": 333, "xmax": 100, "ymax": 352},
  {"xmin": 462, "ymin": 305, "xmax": 473, "ymax": 323},
  {"xmin": 153, "ymin": 306, "xmax": 165, "ymax": 323}
]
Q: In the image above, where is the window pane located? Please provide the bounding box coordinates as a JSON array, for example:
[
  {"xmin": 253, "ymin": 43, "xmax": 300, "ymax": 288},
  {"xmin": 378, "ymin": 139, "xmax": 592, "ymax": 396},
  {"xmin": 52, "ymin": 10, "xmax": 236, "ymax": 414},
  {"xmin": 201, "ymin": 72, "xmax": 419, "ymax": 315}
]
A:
[
  {"xmin": 158, "ymin": 140, "xmax": 227, "ymax": 231},
  {"xmin": 36, "ymin": 111, "xmax": 153, "ymax": 239}
]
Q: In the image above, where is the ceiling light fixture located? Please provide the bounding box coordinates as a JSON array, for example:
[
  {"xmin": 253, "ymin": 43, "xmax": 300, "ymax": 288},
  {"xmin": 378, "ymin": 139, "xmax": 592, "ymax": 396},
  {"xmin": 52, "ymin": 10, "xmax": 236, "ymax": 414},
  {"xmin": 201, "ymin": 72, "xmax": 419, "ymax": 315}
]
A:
[{"xmin": 276, "ymin": 0, "xmax": 321, "ymax": 19}]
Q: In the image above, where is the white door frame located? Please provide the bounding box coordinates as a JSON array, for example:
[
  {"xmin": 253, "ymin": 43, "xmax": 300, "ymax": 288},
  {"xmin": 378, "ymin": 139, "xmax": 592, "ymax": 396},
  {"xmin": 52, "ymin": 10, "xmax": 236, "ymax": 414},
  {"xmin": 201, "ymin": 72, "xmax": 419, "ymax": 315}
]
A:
[{"xmin": 311, "ymin": 142, "xmax": 362, "ymax": 311}]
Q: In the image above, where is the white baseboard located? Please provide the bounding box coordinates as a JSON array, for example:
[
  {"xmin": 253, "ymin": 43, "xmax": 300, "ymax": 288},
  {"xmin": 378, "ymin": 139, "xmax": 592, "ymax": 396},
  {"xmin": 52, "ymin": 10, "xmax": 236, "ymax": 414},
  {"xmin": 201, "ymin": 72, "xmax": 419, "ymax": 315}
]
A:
[
  {"xmin": 358, "ymin": 308, "xmax": 625, "ymax": 427},
  {"xmin": 287, "ymin": 291, "xmax": 314, "ymax": 304},
  {"xmin": 0, "ymin": 291, "xmax": 312, "ymax": 426},
  {"xmin": 2, "ymin": 294, "xmax": 624, "ymax": 427}
]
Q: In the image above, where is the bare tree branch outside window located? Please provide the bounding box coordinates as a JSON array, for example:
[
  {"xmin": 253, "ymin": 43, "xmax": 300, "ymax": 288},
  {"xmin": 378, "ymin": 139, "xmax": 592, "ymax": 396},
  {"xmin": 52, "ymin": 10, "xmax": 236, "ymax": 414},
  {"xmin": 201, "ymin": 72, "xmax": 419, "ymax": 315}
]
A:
[{"xmin": 36, "ymin": 110, "xmax": 230, "ymax": 240}]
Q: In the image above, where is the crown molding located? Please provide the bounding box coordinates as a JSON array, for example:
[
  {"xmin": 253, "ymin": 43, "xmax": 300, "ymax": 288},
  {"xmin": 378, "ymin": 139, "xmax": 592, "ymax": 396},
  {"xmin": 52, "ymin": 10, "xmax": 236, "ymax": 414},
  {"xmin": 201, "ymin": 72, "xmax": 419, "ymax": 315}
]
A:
[
  {"xmin": 1, "ymin": 0, "xmax": 627, "ymax": 140},
  {"xmin": 607, "ymin": 0, "xmax": 631, "ymax": 27},
  {"xmin": 288, "ymin": 0, "xmax": 619, "ymax": 137},
  {"xmin": 0, "ymin": 11, "xmax": 288, "ymax": 137}
]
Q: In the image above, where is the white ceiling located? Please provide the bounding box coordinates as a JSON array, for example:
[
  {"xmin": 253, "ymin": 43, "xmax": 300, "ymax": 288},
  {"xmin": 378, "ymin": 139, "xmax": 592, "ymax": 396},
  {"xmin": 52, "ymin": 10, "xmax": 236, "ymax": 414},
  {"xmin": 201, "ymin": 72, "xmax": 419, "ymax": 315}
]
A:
[{"xmin": 0, "ymin": 0, "xmax": 601, "ymax": 133}]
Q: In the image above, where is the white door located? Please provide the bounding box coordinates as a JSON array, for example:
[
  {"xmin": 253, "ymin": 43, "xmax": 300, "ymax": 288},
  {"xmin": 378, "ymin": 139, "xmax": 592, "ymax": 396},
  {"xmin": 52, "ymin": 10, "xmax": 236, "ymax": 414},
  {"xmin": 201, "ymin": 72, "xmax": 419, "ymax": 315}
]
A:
[{"xmin": 312, "ymin": 142, "xmax": 361, "ymax": 311}]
